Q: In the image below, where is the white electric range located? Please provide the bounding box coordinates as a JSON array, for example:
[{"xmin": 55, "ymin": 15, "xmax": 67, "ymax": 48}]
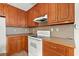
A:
[{"xmin": 28, "ymin": 30, "xmax": 50, "ymax": 56}]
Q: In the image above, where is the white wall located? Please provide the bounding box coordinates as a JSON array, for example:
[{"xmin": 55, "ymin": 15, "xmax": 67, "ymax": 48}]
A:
[{"xmin": 74, "ymin": 3, "xmax": 79, "ymax": 56}]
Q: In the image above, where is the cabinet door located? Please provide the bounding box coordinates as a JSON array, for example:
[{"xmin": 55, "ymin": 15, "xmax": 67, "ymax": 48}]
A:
[
  {"xmin": 27, "ymin": 8, "xmax": 39, "ymax": 27},
  {"xmin": 34, "ymin": 3, "xmax": 48, "ymax": 16},
  {"xmin": 7, "ymin": 36, "xmax": 17, "ymax": 55},
  {"xmin": 20, "ymin": 11, "xmax": 26, "ymax": 27},
  {"xmin": 43, "ymin": 40, "xmax": 63, "ymax": 56},
  {"xmin": 43, "ymin": 45, "xmax": 62, "ymax": 56},
  {"xmin": 17, "ymin": 10, "xmax": 26, "ymax": 27},
  {"xmin": 4, "ymin": 4, "xmax": 18, "ymax": 26},
  {"xmin": 48, "ymin": 3, "xmax": 58, "ymax": 25},
  {"xmin": 20, "ymin": 36, "xmax": 28, "ymax": 52},
  {"xmin": 16, "ymin": 36, "xmax": 23, "ymax": 52},
  {"xmin": 65, "ymin": 47, "xmax": 74, "ymax": 56},
  {"xmin": 57, "ymin": 3, "xmax": 74, "ymax": 23},
  {"xmin": 4, "ymin": 4, "xmax": 10, "ymax": 26},
  {"xmin": 0, "ymin": 3, "xmax": 4, "ymax": 16}
]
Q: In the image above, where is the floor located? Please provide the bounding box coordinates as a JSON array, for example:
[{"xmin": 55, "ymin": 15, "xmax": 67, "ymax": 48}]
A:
[{"xmin": 12, "ymin": 51, "xmax": 27, "ymax": 56}]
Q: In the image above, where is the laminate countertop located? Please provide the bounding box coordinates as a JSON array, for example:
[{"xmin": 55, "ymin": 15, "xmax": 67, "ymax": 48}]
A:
[
  {"xmin": 43, "ymin": 37, "xmax": 75, "ymax": 48},
  {"xmin": 7, "ymin": 34, "xmax": 75, "ymax": 48},
  {"xmin": 6, "ymin": 33, "xmax": 32, "ymax": 37}
]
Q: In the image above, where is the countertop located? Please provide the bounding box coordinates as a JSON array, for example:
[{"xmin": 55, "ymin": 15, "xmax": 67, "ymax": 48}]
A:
[
  {"xmin": 6, "ymin": 33, "xmax": 32, "ymax": 36},
  {"xmin": 7, "ymin": 34, "xmax": 75, "ymax": 48},
  {"xmin": 43, "ymin": 37, "xmax": 75, "ymax": 48}
]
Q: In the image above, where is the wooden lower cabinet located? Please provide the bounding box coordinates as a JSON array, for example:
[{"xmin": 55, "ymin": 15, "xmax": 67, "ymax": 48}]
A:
[
  {"xmin": 43, "ymin": 40, "xmax": 74, "ymax": 56},
  {"xmin": 7, "ymin": 35, "xmax": 28, "ymax": 56}
]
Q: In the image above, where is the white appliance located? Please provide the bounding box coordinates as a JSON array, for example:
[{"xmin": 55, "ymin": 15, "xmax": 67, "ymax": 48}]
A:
[
  {"xmin": 37, "ymin": 30, "xmax": 50, "ymax": 38},
  {"xmin": 0, "ymin": 17, "xmax": 6, "ymax": 53},
  {"xmin": 28, "ymin": 30, "xmax": 50, "ymax": 56},
  {"xmin": 33, "ymin": 15, "xmax": 47, "ymax": 23},
  {"xmin": 28, "ymin": 36, "xmax": 42, "ymax": 56}
]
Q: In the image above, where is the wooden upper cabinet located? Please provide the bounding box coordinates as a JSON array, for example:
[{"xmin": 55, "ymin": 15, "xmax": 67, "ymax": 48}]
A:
[
  {"xmin": 48, "ymin": 3, "xmax": 74, "ymax": 25},
  {"xmin": 21, "ymin": 12, "xmax": 26, "ymax": 27},
  {"xmin": 4, "ymin": 4, "xmax": 26, "ymax": 27},
  {"xmin": 4, "ymin": 4, "xmax": 18, "ymax": 27},
  {"xmin": 48, "ymin": 3, "xmax": 58, "ymax": 25},
  {"xmin": 57, "ymin": 3, "xmax": 74, "ymax": 23},
  {"xmin": 27, "ymin": 8, "xmax": 39, "ymax": 27},
  {"xmin": 17, "ymin": 9, "xmax": 26, "ymax": 27},
  {"xmin": 0, "ymin": 3, "xmax": 5, "ymax": 16},
  {"xmin": 27, "ymin": 3, "xmax": 48, "ymax": 27},
  {"xmin": 34, "ymin": 3, "xmax": 48, "ymax": 16}
]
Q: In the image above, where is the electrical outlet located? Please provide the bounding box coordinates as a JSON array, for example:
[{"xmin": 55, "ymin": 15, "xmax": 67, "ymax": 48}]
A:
[
  {"xmin": 55, "ymin": 28, "xmax": 59, "ymax": 32},
  {"xmin": 51, "ymin": 28, "xmax": 54, "ymax": 32}
]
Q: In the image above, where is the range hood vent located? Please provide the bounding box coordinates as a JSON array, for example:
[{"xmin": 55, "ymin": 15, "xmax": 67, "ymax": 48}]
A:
[{"xmin": 33, "ymin": 15, "xmax": 47, "ymax": 23}]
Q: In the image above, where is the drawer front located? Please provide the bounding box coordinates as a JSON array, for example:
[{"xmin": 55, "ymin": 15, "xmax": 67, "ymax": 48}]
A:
[
  {"xmin": 43, "ymin": 40, "xmax": 66, "ymax": 55},
  {"xmin": 43, "ymin": 44, "xmax": 62, "ymax": 56}
]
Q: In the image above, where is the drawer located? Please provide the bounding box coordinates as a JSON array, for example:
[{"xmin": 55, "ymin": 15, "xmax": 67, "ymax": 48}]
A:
[
  {"xmin": 43, "ymin": 45, "xmax": 62, "ymax": 56},
  {"xmin": 43, "ymin": 40, "xmax": 66, "ymax": 55}
]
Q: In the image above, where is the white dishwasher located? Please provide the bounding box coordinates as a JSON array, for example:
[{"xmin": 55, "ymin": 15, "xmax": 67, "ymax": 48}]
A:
[{"xmin": 28, "ymin": 36, "xmax": 42, "ymax": 56}]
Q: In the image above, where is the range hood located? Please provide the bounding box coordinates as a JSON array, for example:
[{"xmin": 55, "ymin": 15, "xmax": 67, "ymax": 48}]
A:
[{"xmin": 33, "ymin": 15, "xmax": 47, "ymax": 23}]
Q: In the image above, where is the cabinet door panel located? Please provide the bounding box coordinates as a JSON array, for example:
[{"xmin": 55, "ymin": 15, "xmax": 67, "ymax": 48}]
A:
[
  {"xmin": 57, "ymin": 3, "xmax": 74, "ymax": 23},
  {"xmin": 4, "ymin": 4, "xmax": 10, "ymax": 26},
  {"xmin": 4, "ymin": 4, "xmax": 18, "ymax": 26},
  {"xmin": 17, "ymin": 10, "xmax": 26, "ymax": 27},
  {"xmin": 7, "ymin": 6, "xmax": 15, "ymax": 26},
  {"xmin": 20, "ymin": 36, "xmax": 28, "ymax": 52},
  {"xmin": 34, "ymin": 3, "xmax": 48, "ymax": 16},
  {"xmin": 48, "ymin": 4, "xmax": 58, "ymax": 25},
  {"xmin": 7, "ymin": 37, "xmax": 17, "ymax": 55},
  {"xmin": 0, "ymin": 4, "xmax": 4, "ymax": 16}
]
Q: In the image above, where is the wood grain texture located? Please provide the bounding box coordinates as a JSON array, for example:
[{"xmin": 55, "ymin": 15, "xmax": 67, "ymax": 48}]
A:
[
  {"xmin": 0, "ymin": 3, "xmax": 5, "ymax": 16},
  {"xmin": 43, "ymin": 40, "xmax": 74, "ymax": 56},
  {"xmin": 7, "ymin": 35, "xmax": 28, "ymax": 56},
  {"xmin": 48, "ymin": 3, "xmax": 74, "ymax": 25}
]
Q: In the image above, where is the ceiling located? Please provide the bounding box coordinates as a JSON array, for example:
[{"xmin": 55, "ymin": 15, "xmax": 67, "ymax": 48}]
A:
[{"xmin": 8, "ymin": 3, "xmax": 36, "ymax": 11}]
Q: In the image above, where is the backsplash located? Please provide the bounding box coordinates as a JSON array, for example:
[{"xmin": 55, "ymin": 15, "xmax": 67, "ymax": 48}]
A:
[
  {"xmin": 6, "ymin": 27, "xmax": 29, "ymax": 35},
  {"xmin": 6, "ymin": 24, "xmax": 74, "ymax": 39},
  {"xmin": 29, "ymin": 24, "xmax": 74, "ymax": 39}
]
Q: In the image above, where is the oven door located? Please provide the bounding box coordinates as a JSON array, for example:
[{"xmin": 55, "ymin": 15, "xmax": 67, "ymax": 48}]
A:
[{"xmin": 28, "ymin": 36, "xmax": 42, "ymax": 56}]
